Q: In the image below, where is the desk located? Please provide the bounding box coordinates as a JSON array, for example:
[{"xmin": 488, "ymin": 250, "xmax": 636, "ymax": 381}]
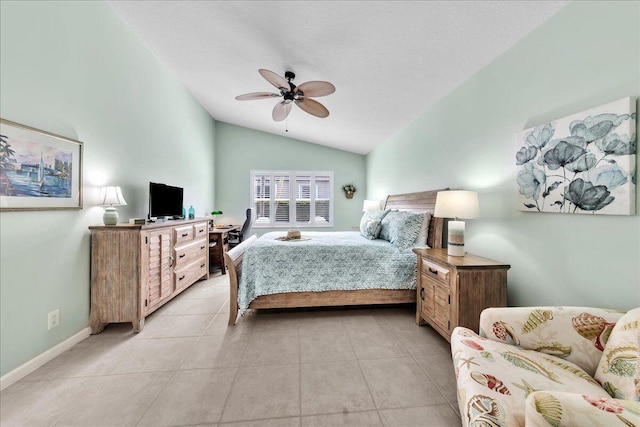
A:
[{"xmin": 209, "ymin": 225, "xmax": 241, "ymax": 274}]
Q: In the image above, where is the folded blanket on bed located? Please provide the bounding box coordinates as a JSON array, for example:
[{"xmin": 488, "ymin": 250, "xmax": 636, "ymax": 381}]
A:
[{"xmin": 238, "ymin": 231, "xmax": 419, "ymax": 311}]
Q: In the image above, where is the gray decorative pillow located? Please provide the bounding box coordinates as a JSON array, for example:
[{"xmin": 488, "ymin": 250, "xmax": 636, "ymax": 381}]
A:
[
  {"xmin": 380, "ymin": 211, "xmax": 425, "ymax": 250},
  {"xmin": 360, "ymin": 219, "xmax": 381, "ymax": 240},
  {"xmin": 359, "ymin": 209, "xmax": 390, "ymax": 233},
  {"xmin": 414, "ymin": 212, "xmax": 432, "ymax": 246}
]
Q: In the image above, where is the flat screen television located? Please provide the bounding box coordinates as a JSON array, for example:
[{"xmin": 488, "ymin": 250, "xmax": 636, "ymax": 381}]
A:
[{"xmin": 149, "ymin": 182, "xmax": 183, "ymax": 219}]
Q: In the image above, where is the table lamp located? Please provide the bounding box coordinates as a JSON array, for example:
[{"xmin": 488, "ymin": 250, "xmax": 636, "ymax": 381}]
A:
[
  {"xmin": 100, "ymin": 186, "xmax": 127, "ymax": 226},
  {"xmin": 211, "ymin": 210, "xmax": 223, "ymax": 227},
  {"xmin": 362, "ymin": 200, "xmax": 381, "ymax": 212},
  {"xmin": 434, "ymin": 190, "xmax": 479, "ymax": 257}
]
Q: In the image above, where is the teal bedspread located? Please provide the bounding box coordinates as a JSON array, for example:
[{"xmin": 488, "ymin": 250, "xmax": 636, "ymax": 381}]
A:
[{"xmin": 238, "ymin": 231, "xmax": 418, "ymax": 311}]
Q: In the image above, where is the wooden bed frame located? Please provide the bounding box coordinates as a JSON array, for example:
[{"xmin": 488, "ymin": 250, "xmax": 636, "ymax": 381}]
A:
[{"xmin": 225, "ymin": 189, "xmax": 447, "ymax": 325}]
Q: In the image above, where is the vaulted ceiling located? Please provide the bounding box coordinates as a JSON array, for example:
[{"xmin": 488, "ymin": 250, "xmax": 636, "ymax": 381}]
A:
[{"xmin": 108, "ymin": 1, "xmax": 567, "ymax": 154}]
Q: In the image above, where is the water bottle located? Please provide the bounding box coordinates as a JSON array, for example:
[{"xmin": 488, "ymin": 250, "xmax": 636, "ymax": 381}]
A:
[{"xmin": 188, "ymin": 205, "xmax": 195, "ymax": 219}]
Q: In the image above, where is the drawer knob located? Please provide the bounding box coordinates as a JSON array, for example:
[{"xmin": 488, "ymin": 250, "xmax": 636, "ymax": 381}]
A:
[
  {"xmin": 179, "ymin": 254, "xmax": 186, "ymax": 259},
  {"xmin": 200, "ymin": 263, "xmax": 205, "ymax": 268},
  {"xmin": 420, "ymin": 287, "xmax": 424, "ymax": 299},
  {"xmin": 428, "ymin": 267, "xmax": 438, "ymax": 275},
  {"xmin": 181, "ymin": 233, "xmax": 189, "ymax": 237},
  {"xmin": 200, "ymin": 246, "xmax": 205, "ymax": 250},
  {"xmin": 178, "ymin": 275, "xmax": 185, "ymax": 281},
  {"xmin": 199, "ymin": 229, "xmax": 204, "ymax": 233}
]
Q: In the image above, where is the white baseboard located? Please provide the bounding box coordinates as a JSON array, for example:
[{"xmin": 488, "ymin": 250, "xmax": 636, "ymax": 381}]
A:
[{"xmin": 0, "ymin": 327, "xmax": 91, "ymax": 391}]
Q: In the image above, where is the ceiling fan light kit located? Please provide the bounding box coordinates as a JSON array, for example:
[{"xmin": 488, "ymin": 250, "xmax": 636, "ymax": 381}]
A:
[{"xmin": 236, "ymin": 69, "xmax": 335, "ymax": 122}]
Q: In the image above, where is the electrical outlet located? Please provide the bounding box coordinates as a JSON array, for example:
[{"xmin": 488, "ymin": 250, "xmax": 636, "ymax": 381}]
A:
[{"xmin": 48, "ymin": 309, "xmax": 60, "ymax": 330}]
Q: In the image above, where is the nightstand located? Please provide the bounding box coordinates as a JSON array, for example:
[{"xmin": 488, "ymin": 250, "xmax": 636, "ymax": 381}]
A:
[{"xmin": 413, "ymin": 248, "xmax": 510, "ymax": 342}]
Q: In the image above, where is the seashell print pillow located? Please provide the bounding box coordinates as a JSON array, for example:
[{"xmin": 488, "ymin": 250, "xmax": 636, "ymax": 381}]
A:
[{"xmin": 594, "ymin": 307, "xmax": 639, "ymax": 401}]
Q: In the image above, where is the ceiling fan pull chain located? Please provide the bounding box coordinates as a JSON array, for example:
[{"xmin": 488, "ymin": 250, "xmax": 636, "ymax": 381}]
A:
[{"xmin": 285, "ymin": 116, "xmax": 289, "ymax": 133}]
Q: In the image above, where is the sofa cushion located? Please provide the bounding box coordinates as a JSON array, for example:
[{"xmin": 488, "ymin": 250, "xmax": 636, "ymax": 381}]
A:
[
  {"xmin": 452, "ymin": 327, "xmax": 611, "ymax": 427},
  {"xmin": 480, "ymin": 307, "xmax": 625, "ymax": 377},
  {"xmin": 525, "ymin": 391, "xmax": 640, "ymax": 427},
  {"xmin": 594, "ymin": 307, "xmax": 640, "ymax": 401}
]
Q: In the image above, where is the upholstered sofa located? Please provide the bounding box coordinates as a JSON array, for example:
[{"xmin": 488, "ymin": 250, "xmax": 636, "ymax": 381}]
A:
[{"xmin": 451, "ymin": 306, "xmax": 639, "ymax": 426}]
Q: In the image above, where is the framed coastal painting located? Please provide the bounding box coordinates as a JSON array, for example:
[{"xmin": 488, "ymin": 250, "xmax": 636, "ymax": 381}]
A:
[
  {"xmin": 0, "ymin": 119, "xmax": 83, "ymax": 211},
  {"xmin": 516, "ymin": 97, "xmax": 636, "ymax": 215}
]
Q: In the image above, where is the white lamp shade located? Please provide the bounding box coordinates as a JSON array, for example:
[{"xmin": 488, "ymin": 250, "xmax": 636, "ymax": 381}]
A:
[
  {"xmin": 100, "ymin": 186, "xmax": 127, "ymax": 206},
  {"xmin": 434, "ymin": 190, "xmax": 478, "ymax": 219},
  {"xmin": 362, "ymin": 199, "xmax": 381, "ymax": 212}
]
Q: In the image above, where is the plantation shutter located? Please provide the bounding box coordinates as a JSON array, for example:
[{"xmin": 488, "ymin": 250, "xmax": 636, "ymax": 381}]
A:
[
  {"xmin": 295, "ymin": 175, "xmax": 311, "ymax": 223},
  {"xmin": 314, "ymin": 174, "xmax": 331, "ymax": 225},
  {"xmin": 250, "ymin": 171, "xmax": 333, "ymax": 227},
  {"xmin": 254, "ymin": 174, "xmax": 270, "ymax": 225},
  {"xmin": 274, "ymin": 174, "xmax": 290, "ymax": 224}
]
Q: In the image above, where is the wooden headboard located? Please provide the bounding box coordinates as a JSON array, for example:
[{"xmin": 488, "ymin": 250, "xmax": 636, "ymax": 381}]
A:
[{"xmin": 384, "ymin": 189, "xmax": 448, "ymax": 249}]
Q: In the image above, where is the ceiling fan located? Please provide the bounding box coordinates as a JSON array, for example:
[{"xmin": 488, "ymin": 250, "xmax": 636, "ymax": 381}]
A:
[{"xmin": 235, "ymin": 69, "xmax": 335, "ymax": 122}]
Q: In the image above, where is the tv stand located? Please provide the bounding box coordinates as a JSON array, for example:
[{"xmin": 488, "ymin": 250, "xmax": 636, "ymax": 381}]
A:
[{"xmin": 88, "ymin": 218, "xmax": 209, "ymax": 333}]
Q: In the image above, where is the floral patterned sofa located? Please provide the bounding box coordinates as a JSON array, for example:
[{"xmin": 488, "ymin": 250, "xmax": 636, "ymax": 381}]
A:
[{"xmin": 451, "ymin": 306, "xmax": 639, "ymax": 426}]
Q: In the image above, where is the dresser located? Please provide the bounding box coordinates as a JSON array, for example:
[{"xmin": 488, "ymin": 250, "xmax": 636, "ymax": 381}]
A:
[
  {"xmin": 413, "ymin": 248, "xmax": 510, "ymax": 341},
  {"xmin": 89, "ymin": 218, "xmax": 209, "ymax": 333}
]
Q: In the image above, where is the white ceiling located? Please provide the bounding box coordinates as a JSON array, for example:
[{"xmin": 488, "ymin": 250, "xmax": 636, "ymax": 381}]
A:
[{"xmin": 108, "ymin": 1, "xmax": 567, "ymax": 155}]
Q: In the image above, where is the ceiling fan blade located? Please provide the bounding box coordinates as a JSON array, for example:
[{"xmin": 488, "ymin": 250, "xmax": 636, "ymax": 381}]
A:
[
  {"xmin": 259, "ymin": 69, "xmax": 289, "ymax": 90},
  {"xmin": 296, "ymin": 81, "xmax": 336, "ymax": 97},
  {"xmin": 235, "ymin": 92, "xmax": 279, "ymax": 101},
  {"xmin": 272, "ymin": 101, "xmax": 292, "ymax": 122},
  {"xmin": 294, "ymin": 98, "xmax": 330, "ymax": 118}
]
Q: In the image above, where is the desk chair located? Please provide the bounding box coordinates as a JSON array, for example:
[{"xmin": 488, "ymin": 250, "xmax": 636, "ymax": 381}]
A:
[{"xmin": 229, "ymin": 208, "xmax": 254, "ymax": 249}]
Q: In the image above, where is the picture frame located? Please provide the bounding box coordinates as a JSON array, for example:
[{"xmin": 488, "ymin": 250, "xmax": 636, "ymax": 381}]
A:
[{"xmin": 0, "ymin": 118, "xmax": 83, "ymax": 211}]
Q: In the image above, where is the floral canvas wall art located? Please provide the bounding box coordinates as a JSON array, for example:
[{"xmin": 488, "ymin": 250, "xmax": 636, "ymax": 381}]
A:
[{"xmin": 516, "ymin": 97, "xmax": 636, "ymax": 215}]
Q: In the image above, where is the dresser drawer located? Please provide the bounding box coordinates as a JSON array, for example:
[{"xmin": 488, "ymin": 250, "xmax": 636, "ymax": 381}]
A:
[
  {"xmin": 421, "ymin": 258, "xmax": 450, "ymax": 285},
  {"xmin": 174, "ymin": 259, "xmax": 207, "ymax": 289},
  {"xmin": 194, "ymin": 222, "xmax": 208, "ymax": 239},
  {"xmin": 174, "ymin": 225, "xmax": 194, "ymax": 245},
  {"xmin": 174, "ymin": 238, "xmax": 207, "ymax": 269}
]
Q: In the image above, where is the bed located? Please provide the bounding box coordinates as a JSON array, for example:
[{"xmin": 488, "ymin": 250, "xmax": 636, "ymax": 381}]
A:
[{"xmin": 225, "ymin": 189, "xmax": 446, "ymax": 325}]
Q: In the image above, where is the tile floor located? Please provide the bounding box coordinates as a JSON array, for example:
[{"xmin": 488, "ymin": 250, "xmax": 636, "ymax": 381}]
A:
[{"xmin": 1, "ymin": 273, "xmax": 461, "ymax": 427}]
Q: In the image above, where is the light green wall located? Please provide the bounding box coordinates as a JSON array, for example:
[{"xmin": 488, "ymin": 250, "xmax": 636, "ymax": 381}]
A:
[
  {"xmin": 367, "ymin": 1, "xmax": 640, "ymax": 310},
  {"xmin": 0, "ymin": 1, "xmax": 216, "ymax": 376},
  {"xmin": 215, "ymin": 122, "xmax": 366, "ymax": 233}
]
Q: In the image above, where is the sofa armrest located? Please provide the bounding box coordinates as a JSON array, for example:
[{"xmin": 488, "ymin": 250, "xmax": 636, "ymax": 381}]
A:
[
  {"xmin": 525, "ymin": 391, "xmax": 640, "ymax": 427},
  {"xmin": 479, "ymin": 306, "xmax": 625, "ymax": 376}
]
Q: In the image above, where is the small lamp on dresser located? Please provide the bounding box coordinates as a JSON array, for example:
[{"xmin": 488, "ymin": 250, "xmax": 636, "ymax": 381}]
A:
[
  {"xmin": 99, "ymin": 186, "xmax": 127, "ymax": 226},
  {"xmin": 434, "ymin": 190, "xmax": 479, "ymax": 257}
]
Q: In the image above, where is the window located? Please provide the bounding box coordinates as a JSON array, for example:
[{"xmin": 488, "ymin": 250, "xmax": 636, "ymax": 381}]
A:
[{"xmin": 251, "ymin": 171, "xmax": 334, "ymax": 227}]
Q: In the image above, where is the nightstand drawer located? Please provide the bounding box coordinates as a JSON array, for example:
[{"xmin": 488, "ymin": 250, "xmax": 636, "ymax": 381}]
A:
[{"xmin": 421, "ymin": 258, "xmax": 450, "ymax": 284}]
